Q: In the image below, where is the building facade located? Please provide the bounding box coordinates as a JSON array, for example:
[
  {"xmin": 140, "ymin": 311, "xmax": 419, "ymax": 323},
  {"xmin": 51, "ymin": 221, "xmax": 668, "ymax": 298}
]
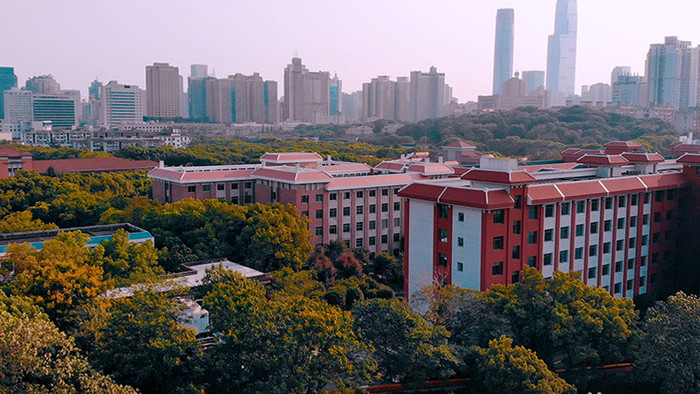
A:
[
  {"xmin": 99, "ymin": 81, "xmax": 146, "ymax": 130},
  {"xmin": 493, "ymin": 9, "xmax": 515, "ymax": 95},
  {"xmin": 546, "ymin": 0, "xmax": 577, "ymax": 97},
  {"xmin": 283, "ymin": 57, "xmax": 331, "ymax": 122},
  {"xmin": 25, "ymin": 75, "xmax": 61, "ymax": 94},
  {"xmin": 146, "ymin": 63, "xmax": 182, "ymax": 119},
  {"xmin": 646, "ymin": 36, "xmax": 693, "ymax": 109},
  {"xmin": 0, "ymin": 67, "xmax": 18, "ymax": 119},
  {"xmin": 410, "ymin": 66, "xmax": 445, "ymax": 121},
  {"xmin": 32, "ymin": 91, "xmax": 80, "ymax": 129}
]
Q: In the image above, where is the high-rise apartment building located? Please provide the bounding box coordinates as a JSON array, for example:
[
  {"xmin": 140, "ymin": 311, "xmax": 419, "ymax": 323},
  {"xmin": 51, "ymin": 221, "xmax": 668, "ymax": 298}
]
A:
[
  {"xmin": 546, "ymin": 0, "xmax": 577, "ymax": 97},
  {"xmin": 611, "ymin": 66, "xmax": 632, "ymax": 87},
  {"xmin": 99, "ymin": 81, "xmax": 145, "ymax": 129},
  {"xmin": 581, "ymin": 83, "xmax": 612, "ymax": 104},
  {"xmin": 493, "ymin": 9, "xmax": 515, "ymax": 95},
  {"xmin": 522, "ymin": 71, "xmax": 545, "ymax": 94},
  {"xmin": 363, "ymin": 76, "xmax": 395, "ymax": 121},
  {"xmin": 32, "ymin": 90, "xmax": 80, "ymax": 129},
  {"xmin": 3, "ymin": 88, "xmax": 32, "ymax": 125},
  {"xmin": 330, "ymin": 74, "xmax": 342, "ymax": 116},
  {"xmin": 25, "ymin": 75, "xmax": 61, "ymax": 95},
  {"xmin": 283, "ymin": 57, "xmax": 330, "ymax": 122},
  {"xmin": 612, "ymin": 75, "xmax": 645, "ymax": 106},
  {"xmin": 263, "ymin": 80, "xmax": 278, "ymax": 124},
  {"xmin": 190, "ymin": 64, "xmax": 208, "ymax": 79},
  {"xmin": 342, "ymin": 91, "xmax": 363, "ymax": 123},
  {"xmin": 146, "ymin": 63, "xmax": 181, "ymax": 118},
  {"xmin": 646, "ymin": 37, "xmax": 692, "ymax": 109},
  {"xmin": 204, "ymin": 74, "xmax": 277, "ymax": 124},
  {"xmin": 0, "ymin": 67, "xmax": 18, "ymax": 119},
  {"xmin": 410, "ymin": 67, "xmax": 445, "ymax": 122}
]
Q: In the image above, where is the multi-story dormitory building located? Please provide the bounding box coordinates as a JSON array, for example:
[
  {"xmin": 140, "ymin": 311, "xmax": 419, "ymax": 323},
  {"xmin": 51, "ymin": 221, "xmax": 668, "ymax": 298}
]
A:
[
  {"xmin": 149, "ymin": 152, "xmax": 457, "ymax": 256},
  {"xmin": 399, "ymin": 142, "xmax": 700, "ymax": 301}
]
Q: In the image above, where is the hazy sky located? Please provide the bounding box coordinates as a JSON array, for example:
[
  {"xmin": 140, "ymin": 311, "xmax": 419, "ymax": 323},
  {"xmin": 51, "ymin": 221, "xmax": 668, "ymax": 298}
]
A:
[{"xmin": 4, "ymin": 0, "xmax": 700, "ymax": 102}]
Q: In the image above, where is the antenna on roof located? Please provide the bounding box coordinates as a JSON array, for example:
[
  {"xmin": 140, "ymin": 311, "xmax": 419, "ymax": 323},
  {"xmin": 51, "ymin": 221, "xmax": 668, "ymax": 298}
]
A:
[{"xmin": 293, "ymin": 49, "xmax": 299, "ymax": 58}]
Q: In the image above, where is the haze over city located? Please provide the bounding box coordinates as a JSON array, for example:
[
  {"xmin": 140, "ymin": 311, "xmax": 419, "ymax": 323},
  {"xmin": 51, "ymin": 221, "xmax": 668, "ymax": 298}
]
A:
[{"xmin": 5, "ymin": 0, "xmax": 700, "ymax": 101}]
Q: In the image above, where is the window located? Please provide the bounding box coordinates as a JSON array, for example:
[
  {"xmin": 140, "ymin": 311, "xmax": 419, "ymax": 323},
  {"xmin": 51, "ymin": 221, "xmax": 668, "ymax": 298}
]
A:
[
  {"xmin": 493, "ymin": 236, "xmax": 504, "ymax": 250},
  {"xmin": 590, "ymin": 222, "xmax": 598, "ymax": 234},
  {"xmin": 655, "ymin": 191, "xmax": 664, "ymax": 203},
  {"xmin": 604, "ymin": 220, "xmax": 612, "ymax": 231},
  {"xmin": 315, "ymin": 227, "xmax": 323, "ymax": 236},
  {"xmin": 640, "ymin": 276, "xmax": 647, "ymax": 287},
  {"xmin": 343, "ymin": 207, "xmax": 350, "ymax": 216},
  {"xmin": 244, "ymin": 195, "xmax": 252, "ymax": 203},
  {"xmin": 512, "ymin": 271, "xmax": 520, "ymax": 283},
  {"xmin": 369, "ymin": 204, "xmax": 376, "ymax": 213},
  {"xmin": 588, "ymin": 267, "xmax": 597, "ymax": 279},
  {"xmin": 493, "ymin": 210, "xmax": 505, "ymax": 224},
  {"xmin": 575, "ymin": 224, "xmax": 584, "ymax": 237},
  {"xmin": 356, "ymin": 238, "xmax": 363, "ymax": 247},
  {"xmin": 631, "ymin": 194, "xmax": 638, "ymax": 206},
  {"xmin": 618, "ymin": 196, "xmax": 626, "ymax": 208},
  {"xmin": 652, "ymin": 253, "xmax": 659, "ymax": 263},
  {"xmin": 652, "ymin": 232, "xmax": 659, "ymax": 243},
  {"xmin": 514, "ymin": 195, "xmax": 522, "ymax": 209},
  {"xmin": 356, "ymin": 222, "xmax": 363, "ymax": 231},
  {"xmin": 369, "ymin": 236, "xmax": 376, "ymax": 246},
  {"xmin": 369, "ymin": 190, "xmax": 376, "ymax": 197},
  {"xmin": 231, "ymin": 184, "xmax": 238, "ymax": 190},
  {"xmin": 653, "ymin": 212, "xmax": 661, "ymax": 223},
  {"xmin": 543, "ymin": 253, "xmax": 553, "ymax": 266},
  {"xmin": 575, "ymin": 247, "xmax": 583, "ymax": 260},
  {"xmin": 329, "ymin": 225, "xmax": 337, "ymax": 234},
  {"xmin": 643, "ymin": 214, "xmax": 649, "ymax": 225},
  {"xmin": 315, "ymin": 210, "xmax": 323, "ymax": 219},
  {"xmin": 617, "ymin": 218, "xmax": 625, "ymax": 229},
  {"xmin": 492, "ymin": 262, "xmax": 504, "ymax": 275},
  {"xmin": 615, "ymin": 261, "xmax": 623, "ymax": 272},
  {"xmin": 667, "ymin": 190, "xmax": 676, "ymax": 200},
  {"xmin": 576, "ymin": 201, "xmax": 585, "ymax": 213},
  {"xmin": 544, "ymin": 229, "xmax": 553, "ymax": 241},
  {"xmin": 369, "ymin": 221, "xmax": 376, "ymax": 230},
  {"xmin": 302, "ymin": 195, "xmax": 309, "ymax": 203},
  {"xmin": 231, "ymin": 196, "xmax": 239, "ymax": 204},
  {"xmin": 627, "ymin": 279, "xmax": 634, "ymax": 291},
  {"xmin": 381, "ymin": 219, "xmax": 388, "ymax": 228},
  {"xmin": 560, "ymin": 226, "xmax": 570, "ymax": 239},
  {"xmin": 513, "ymin": 221, "xmax": 521, "ymax": 235},
  {"xmin": 217, "ymin": 184, "xmax": 225, "ymax": 191},
  {"xmin": 382, "ymin": 203, "xmax": 389, "ymax": 213},
  {"xmin": 244, "ymin": 182, "xmax": 252, "ymax": 189},
  {"xmin": 382, "ymin": 189, "xmax": 389, "ymax": 196},
  {"xmin": 629, "ymin": 237, "xmax": 636, "ymax": 248},
  {"xmin": 356, "ymin": 206, "xmax": 363, "ymax": 215},
  {"xmin": 394, "ymin": 233, "xmax": 400, "ymax": 242},
  {"xmin": 512, "ymin": 246, "xmax": 521, "ymax": 259},
  {"xmin": 458, "ymin": 212, "xmax": 465, "ymax": 222},
  {"xmin": 630, "ymin": 216, "xmax": 637, "ymax": 228},
  {"xmin": 529, "ymin": 206, "xmax": 538, "ymax": 219},
  {"xmin": 187, "ymin": 185, "xmax": 195, "ymax": 193},
  {"xmin": 301, "ymin": 211, "xmax": 309, "ymax": 217},
  {"xmin": 394, "ymin": 218, "xmax": 400, "ymax": 227},
  {"xmin": 330, "ymin": 208, "xmax": 337, "ymax": 218},
  {"xmin": 356, "ymin": 191, "xmax": 364, "ymax": 198},
  {"xmin": 202, "ymin": 185, "xmax": 211, "ymax": 192},
  {"xmin": 343, "ymin": 224, "xmax": 350, "ymax": 232},
  {"xmin": 616, "ymin": 240, "xmax": 624, "ymax": 251},
  {"xmin": 439, "ymin": 229, "xmax": 448, "ymax": 243},
  {"xmin": 665, "ymin": 230, "xmax": 672, "ymax": 241},
  {"xmin": 642, "ymin": 235, "xmax": 648, "ymax": 246},
  {"xmin": 381, "ymin": 235, "xmax": 388, "ymax": 244},
  {"xmin": 614, "ymin": 282, "xmax": 622, "ymax": 294},
  {"xmin": 591, "ymin": 199, "xmax": 599, "ymax": 211},
  {"xmin": 528, "ymin": 231, "xmax": 538, "ymax": 244},
  {"xmin": 344, "ymin": 192, "xmax": 350, "ymax": 199},
  {"xmin": 561, "ymin": 202, "xmax": 570, "ymax": 215},
  {"xmin": 666, "ymin": 210, "xmax": 674, "ymax": 220},
  {"xmin": 644, "ymin": 193, "xmax": 650, "ymax": 204},
  {"xmin": 545, "ymin": 204, "xmax": 554, "ymax": 217},
  {"xmin": 316, "ymin": 194, "xmax": 323, "ymax": 202},
  {"xmin": 589, "ymin": 244, "xmax": 598, "ymax": 256},
  {"xmin": 559, "ymin": 250, "xmax": 569, "ymax": 263},
  {"xmin": 527, "ymin": 256, "xmax": 536, "ymax": 267},
  {"xmin": 457, "ymin": 237, "xmax": 464, "ymax": 247},
  {"xmin": 603, "ymin": 242, "xmax": 611, "ymax": 254},
  {"xmin": 438, "ymin": 253, "xmax": 447, "ymax": 267},
  {"xmin": 602, "ymin": 264, "xmax": 610, "ymax": 276},
  {"xmin": 394, "ymin": 202, "xmax": 400, "ymax": 211},
  {"xmin": 457, "ymin": 262, "xmax": 464, "ymax": 272},
  {"xmin": 603, "ymin": 198, "xmax": 612, "ymax": 210},
  {"xmin": 329, "ymin": 193, "xmax": 337, "ymax": 200},
  {"xmin": 627, "ymin": 258, "xmax": 635, "ymax": 270}
]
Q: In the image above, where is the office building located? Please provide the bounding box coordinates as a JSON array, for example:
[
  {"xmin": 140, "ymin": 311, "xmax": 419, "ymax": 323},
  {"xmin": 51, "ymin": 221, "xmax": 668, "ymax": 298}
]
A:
[
  {"xmin": 522, "ymin": 71, "xmax": 545, "ymax": 94},
  {"xmin": 3, "ymin": 88, "xmax": 33, "ymax": 125},
  {"xmin": 611, "ymin": 66, "xmax": 632, "ymax": 87},
  {"xmin": 546, "ymin": 0, "xmax": 577, "ymax": 98},
  {"xmin": 646, "ymin": 36, "xmax": 692, "ymax": 109},
  {"xmin": 191, "ymin": 64, "xmax": 208, "ymax": 79},
  {"xmin": 0, "ymin": 67, "xmax": 18, "ymax": 119},
  {"xmin": 283, "ymin": 57, "xmax": 330, "ymax": 122},
  {"xmin": 493, "ymin": 9, "xmax": 515, "ymax": 95},
  {"xmin": 581, "ymin": 83, "xmax": 612, "ymax": 104},
  {"xmin": 263, "ymin": 80, "xmax": 278, "ymax": 124},
  {"xmin": 363, "ymin": 76, "xmax": 395, "ymax": 121},
  {"xmin": 99, "ymin": 81, "xmax": 146, "ymax": 129},
  {"xmin": 400, "ymin": 142, "xmax": 693, "ymax": 301},
  {"xmin": 612, "ymin": 75, "xmax": 646, "ymax": 106},
  {"xmin": 203, "ymin": 73, "xmax": 277, "ymax": 124},
  {"xmin": 146, "ymin": 63, "xmax": 181, "ymax": 118},
  {"xmin": 478, "ymin": 73, "xmax": 547, "ymax": 110},
  {"xmin": 188, "ymin": 75, "xmax": 210, "ymax": 121},
  {"xmin": 330, "ymin": 74, "xmax": 342, "ymax": 116},
  {"xmin": 25, "ymin": 75, "xmax": 61, "ymax": 95},
  {"xmin": 342, "ymin": 91, "xmax": 363, "ymax": 122},
  {"xmin": 410, "ymin": 66, "xmax": 445, "ymax": 121},
  {"xmin": 32, "ymin": 90, "xmax": 80, "ymax": 129}
]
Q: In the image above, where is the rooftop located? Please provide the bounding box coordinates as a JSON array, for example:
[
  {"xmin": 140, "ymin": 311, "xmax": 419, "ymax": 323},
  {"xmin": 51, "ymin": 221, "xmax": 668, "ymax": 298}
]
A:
[{"xmin": 33, "ymin": 158, "xmax": 158, "ymax": 174}]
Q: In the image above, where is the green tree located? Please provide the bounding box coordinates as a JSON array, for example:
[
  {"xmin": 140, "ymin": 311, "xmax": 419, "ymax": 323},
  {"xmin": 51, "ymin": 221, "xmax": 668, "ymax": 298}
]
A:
[
  {"xmin": 0, "ymin": 210, "xmax": 57, "ymax": 233},
  {"xmin": 91, "ymin": 288, "xmax": 204, "ymax": 393},
  {"xmin": 96, "ymin": 228, "xmax": 164, "ymax": 286},
  {"xmin": 635, "ymin": 292, "xmax": 700, "ymax": 393},
  {"xmin": 473, "ymin": 336, "xmax": 575, "ymax": 394},
  {"xmin": 352, "ymin": 298, "xmax": 460, "ymax": 384}
]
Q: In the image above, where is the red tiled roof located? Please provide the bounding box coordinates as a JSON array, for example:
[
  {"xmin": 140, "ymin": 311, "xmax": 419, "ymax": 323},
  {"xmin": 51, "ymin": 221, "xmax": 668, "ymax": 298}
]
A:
[
  {"xmin": 149, "ymin": 168, "xmax": 255, "ymax": 182},
  {"xmin": 260, "ymin": 152, "xmax": 323, "ymax": 162},
  {"xmin": 461, "ymin": 169, "xmax": 536, "ymax": 184},
  {"xmin": 375, "ymin": 161, "xmax": 407, "ymax": 171},
  {"xmin": 33, "ymin": 158, "xmax": 158, "ymax": 174},
  {"xmin": 444, "ymin": 140, "xmax": 476, "ymax": 149},
  {"xmin": 322, "ymin": 163, "xmax": 372, "ymax": 173},
  {"xmin": 251, "ymin": 167, "xmax": 332, "ymax": 183},
  {"xmin": 556, "ymin": 180, "xmax": 609, "ymax": 199},
  {"xmin": 601, "ymin": 177, "xmax": 646, "ymax": 194},
  {"xmin": 520, "ymin": 163, "xmax": 580, "ymax": 173},
  {"xmin": 326, "ymin": 173, "xmax": 424, "ymax": 190},
  {"xmin": 406, "ymin": 163, "xmax": 454, "ymax": 176},
  {"xmin": 640, "ymin": 173, "xmax": 688, "ymax": 191},
  {"xmin": 676, "ymin": 153, "xmax": 700, "ymax": 164},
  {"xmin": 526, "ymin": 184, "xmax": 565, "ymax": 204},
  {"xmin": 604, "ymin": 141, "xmax": 643, "ymax": 149},
  {"xmin": 621, "ymin": 152, "xmax": 665, "ymax": 163},
  {"xmin": 0, "ymin": 147, "xmax": 28, "ymax": 158},
  {"xmin": 399, "ymin": 183, "xmax": 514, "ymax": 209},
  {"xmin": 577, "ymin": 154, "xmax": 629, "ymax": 165}
]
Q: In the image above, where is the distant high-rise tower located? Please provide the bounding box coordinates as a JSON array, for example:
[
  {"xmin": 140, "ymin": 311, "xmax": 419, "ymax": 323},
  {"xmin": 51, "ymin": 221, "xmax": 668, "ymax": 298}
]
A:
[
  {"xmin": 645, "ymin": 36, "xmax": 692, "ymax": 109},
  {"xmin": 522, "ymin": 71, "xmax": 545, "ymax": 94},
  {"xmin": 546, "ymin": 0, "xmax": 577, "ymax": 96},
  {"xmin": 190, "ymin": 64, "xmax": 208, "ymax": 79},
  {"xmin": 146, "ymin": 62, "xmax": 181, "ymax": 118},
  {"xmin": 0, "ymin": 67, "xmax": 18, "ymax": 119},
  {"xmin": 25, "ymin": 75, "xmax": 61, "ymax": 95},
  {"xmin": 410, "ymin": 66, "xmax": 445, "ymax": 121},
  {"xmin": 100, "ymin": 81, "xmax": 145, "ymax": 129},
  {"xmin": 330, "ymin": 74, "xmax": 342, "ymax": 115},
  {"xmin": 283, "ymin": 57, "xmax": 330, "ymax": 122},
  {"xmin": 610, "ymin": 66, "xmax": 632, "ymax": 87},
  {"xmin": 493, "ymin": 9, "xmax": 515, "ymax": 95}
]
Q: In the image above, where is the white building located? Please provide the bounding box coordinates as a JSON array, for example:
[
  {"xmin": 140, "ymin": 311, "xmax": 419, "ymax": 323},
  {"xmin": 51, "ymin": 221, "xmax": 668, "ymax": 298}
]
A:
[{"xmin": 100, "ymin": 81, "xmax": 145, "ymax": 130}]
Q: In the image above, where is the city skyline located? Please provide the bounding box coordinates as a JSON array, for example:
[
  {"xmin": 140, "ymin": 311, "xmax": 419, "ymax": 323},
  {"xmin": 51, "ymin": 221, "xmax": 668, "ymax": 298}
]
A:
[{"xmin": 4, "ymin": 0, "xmax": 700, "ymax": 102}]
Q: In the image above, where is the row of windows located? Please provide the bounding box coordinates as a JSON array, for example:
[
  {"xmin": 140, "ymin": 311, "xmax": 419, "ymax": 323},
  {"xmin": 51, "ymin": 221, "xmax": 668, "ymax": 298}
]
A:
[
  {"xmin": 302, "ymin": 188, "xmax": 400, "ymax": 203},
  {"xmin": 542, "ymin": 252, "xmax": 648, "ymax": 270},
  {"xmin": 323, "ymin": 219, "xmax": 401, "ymax": 234},
  {"xmin": 187, "ymin": 182, "xmax": 251, "ymax": 193},
  {"xmin": 317, "ymin": 227, "xmax": 400, "ymax": 244},
  {"xmin": 492, "ymin": 232, "xmax": 538, "ymax": 249}
]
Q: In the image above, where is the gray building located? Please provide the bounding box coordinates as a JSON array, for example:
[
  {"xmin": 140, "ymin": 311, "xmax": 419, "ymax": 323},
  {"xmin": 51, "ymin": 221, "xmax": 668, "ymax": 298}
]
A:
[
  {"xmin": 546, "ymin": 0, "xmax": 577, "ymax": 97},
  {"xmin": 612, "ymin": 74, "xmax": 645, "ymax": 106},
  {"xmin": 493, "ymin": 9, "xmax": 515, "ymax": 95},
  {"xmin": 25, "ymin": 75, "xmax": 61, "ymax": 95},
  {"xmin": 282, "ymin": 57, "xmax": 330, "ymax": 122},
  {"xmin": 522, "ymin": 70, "xmax": 545, "ymax": 94},
  {"xmin": 410, "ymin": 66, "xmax": 445, "ymax": 122},
  {"xmin": 32, "ymin": 91, "xmax": 80, "ymax": 129},
  {"xmin": 146, "ymin": 63, "xmax": 182, "ymax": 119}
]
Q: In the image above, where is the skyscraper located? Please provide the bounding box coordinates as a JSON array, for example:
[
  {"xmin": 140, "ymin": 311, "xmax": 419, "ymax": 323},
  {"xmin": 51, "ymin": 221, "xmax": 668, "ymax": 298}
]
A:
[
  {"xmin": 645, "ymin": 37, "xmax": 692, "ymax": 109},
  {"xmin": 410, "ymin": 66, "xmax": 445, "ymax": 121},
  {"xmin": 522, "ymin": 71, "xmax": 545, "ymax": 94},
  {"xmin": 546, "ymin": 0, "xmax": 577, "ymax": 97},
  {"xmin": 362, "ymin": 76, "xmax": 396, "ymax": 121},
  {"xmin": 3, "ymin": 88, "xmax": 32, "ymax": 125},
  {"xmin": 493, "ymin": 9, "xmax": 515, "ymax": 95},
  {"xmin": 263, "ymin": 80, "xmax": 278, "ymax": 124},
  {"xmin": 330, "ymin": 74, "xmax": 342, "ymax": 115},
  {"xmin": 610, "ymin": 66, "xmax": 632, "ymax": 87},
  {"xmin": 25, "ymin": 75, "xmax": 61, "ymax": 94},
  {"xmin": 99, "ymin": 81, "xmax": 145, "ymax": 129},
  {"xmin": 32, "ymin": 90, "xmax": 80, "ymax": 129},
  {"xmin": 0, "ymin": 67, "xmax": 18, "ymax": 119},
  {"xmin": 283, "ymin": 57, "xmax": 330, "ymax": 122},
  {"xmin": 146, "ymin": 63, "xmax": 181, "ymax": 118},
  {"xmin": 190, "ymin": 64, "xmax": 208, "ymax": 79}
]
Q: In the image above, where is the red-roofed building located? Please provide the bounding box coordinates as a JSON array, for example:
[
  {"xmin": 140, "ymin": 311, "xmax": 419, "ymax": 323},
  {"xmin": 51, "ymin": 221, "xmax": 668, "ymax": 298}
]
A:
[
  {"xmin": 32, "ymin": 158, "xmax": 158, "ymax": 175},
  {"xmin": 0, "ymin": 148, "xmax": 33, "ymax": 178},
  {"xmin": 442, "ymin": 140, "xmax": 481, "ymax": 164},
  {"xmin": 603, "ymin": 140, "xmax": 644, "ymax": 155}
]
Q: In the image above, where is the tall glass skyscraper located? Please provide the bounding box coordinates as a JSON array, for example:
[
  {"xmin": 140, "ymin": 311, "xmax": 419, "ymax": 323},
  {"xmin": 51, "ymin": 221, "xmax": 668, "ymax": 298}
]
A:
[
  {"xmin": 493, "ymin": 9, "xmax": 514, "ymax": 95},
  {"xmin": 0, "ymin": 67, "xmax": 18, "ymax": 119},
  {"xmin": 646, "ymin": 36, "xmax": 692, "ymax": 109},
  {"xmin": 546, "ymin": 0, "xmax": 577, "ymax": 96}
]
